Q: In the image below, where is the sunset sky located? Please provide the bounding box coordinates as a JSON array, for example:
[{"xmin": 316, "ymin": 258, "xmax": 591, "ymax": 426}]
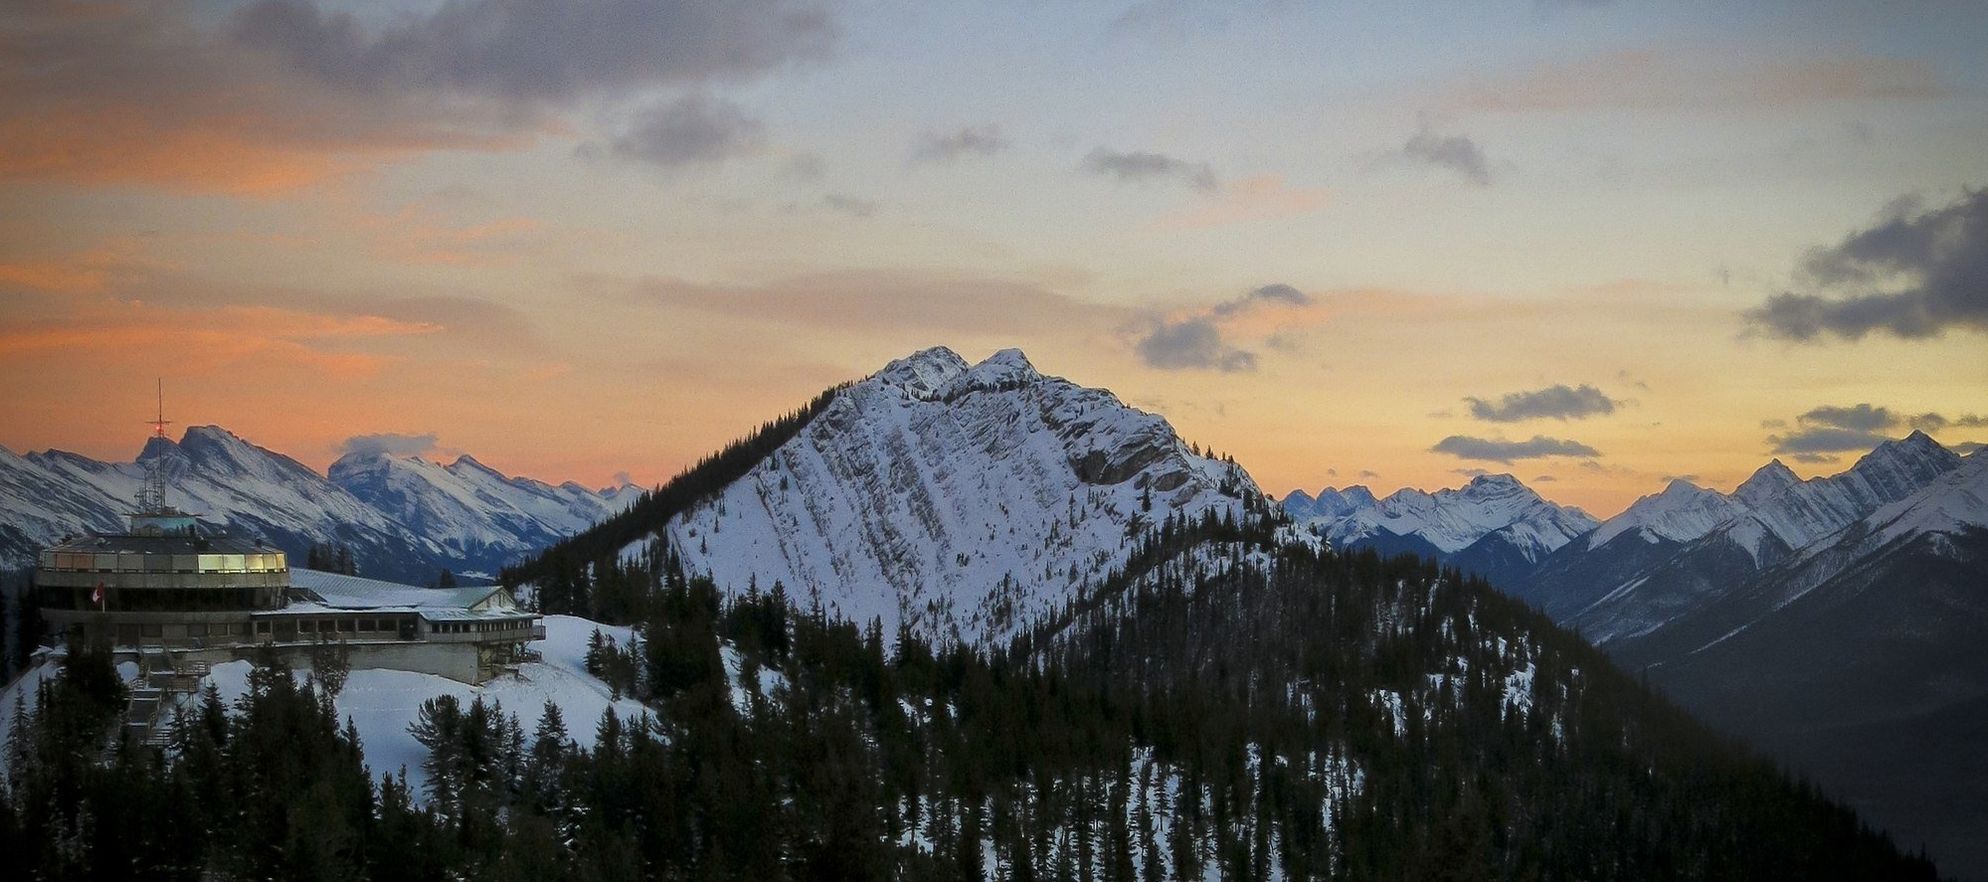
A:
[{"xmin": 2, "ymin": 0, "xmax": 1985, "ymax": 516}]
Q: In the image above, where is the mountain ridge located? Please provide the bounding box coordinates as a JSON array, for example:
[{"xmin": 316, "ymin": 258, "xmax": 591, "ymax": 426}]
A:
[{"xmin": 0, "ymin": 425, "xmax": 636, "ymax": 582}]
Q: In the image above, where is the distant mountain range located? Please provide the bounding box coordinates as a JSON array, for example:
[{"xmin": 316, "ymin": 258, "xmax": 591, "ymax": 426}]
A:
[
  {"xmin": 1284, "ymin": 473, "xmax": 1599, "ymax": 590},
  {"xmin": 0, "ymin": 426, "xmax": 639, "ymax": 583},
  {"xmin": 1281, "ymin": 431, "xmax": 1988, "ymax": 878}
]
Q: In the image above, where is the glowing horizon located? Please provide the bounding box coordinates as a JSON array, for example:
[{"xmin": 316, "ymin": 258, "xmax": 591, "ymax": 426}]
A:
[{"xmin": 3, "ymin": 1, "xmax": 1985, "ymax": 519}]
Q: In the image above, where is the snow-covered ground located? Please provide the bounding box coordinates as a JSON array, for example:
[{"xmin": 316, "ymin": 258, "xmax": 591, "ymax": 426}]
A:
[
  {"xmin": 218, "ymin": 615, "xmax": 650, "ymax": 794},
  {"xmin": 0, "ymin": 616, "xmax": 653, "ymax": 797}
]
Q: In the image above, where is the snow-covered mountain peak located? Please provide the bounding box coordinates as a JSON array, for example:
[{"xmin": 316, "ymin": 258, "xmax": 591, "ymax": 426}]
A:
[
  {"xmin": 1735, "ymin": 459, "xmax": 1800, "ymax": 506},
  {"xmin": 1585, "ymin": 479, "xmax": 1740, "ymax": 549},
  {"xmin": 941, "ymin": 347, "xmax": 1045, "ymax": 397},
  {"xmin": 1284, "ymin": 473, "xmax": 1594, "ymax": 557},
  {"xmin": 136, "ymin": 432, "xmax": 180, "ymax": 464},
  {"xmin": 644, "ymin": 347, "xmax": 1264, "ymax": 643},
  {"xmin": 1468, "ymin": 473, "xmax": 1524, "ymax": 490},
  {"xmin": 1866, "ymin": 453, "xmax": 1988, "ymax": 545},
  {"xmin": 1848, "ymin": 430, "xmax": 1957, "ymax": 486},
  {"xmin": 872, "ymin": 346, "xmax": 971, "ymax": 400},
  {"xmin": 3, "ymin": 426, "xmax": 633, "ymax": 580}
]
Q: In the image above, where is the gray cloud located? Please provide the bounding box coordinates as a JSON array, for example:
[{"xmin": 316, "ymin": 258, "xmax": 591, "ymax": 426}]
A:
[
  {"xmin": 230, "ymin": 0, "xmax": 834, "ymax": 105},
  {"xmin": 1134, "ymin": 284, "xmax": 1312, "ymax": 372},
  {"xmin": 782, "ymin": 153, "xmax": 827, "ymax": 181},
  {"xmin": 1401, "ymin": 127, "xmax": 1492, "ymax": 185},
  {"xmin": 1790, "ymin": 452, "xmax": 1838, "ymax": 464},
  {"xmin": 1768, "ymin": 427, "xmax": 1889, "ymax": 455},
  {"xmin": 1359, "ymin": 469, "xmax": 1380, "ymax": 479},
  {"xmin": 1797, "ymin": 403, "xmax": 1897, "ymax": 432},
  {"xmin": 1748, "ymin": 188, "xmax": 1988, "ymax": 341},
  {"xmin": 910, "ymin": 124, "xmax": 1009, "ymax": 163},
  {"xmin": 1430, "ymin": 435, "xmax": 1601, "ymax": 463},
  {"xmin": 1791, "ymin": 403, "xmax": 1979, "ymax": 435},
  {"xmin": 594, "ymin": 95, "xmax": 764, "ymax": 167},
  {"xmin": 1136, "ymin": 319, "xmax": 1257, "ymax": 372},
  {"xmin": 1213, "ymin": 283, "xmax": 1310, "ymax": 315},
  {"xmin": 339, "ymin": 432, "xmax": 439, "ymax": 458},
  {"xmin": 1466, "ymin": 384, "xmax": 1620, "ymax": 422},
  {"xmin": 1082, "ymin": 148, "xmax": 1218, "ymax": 191},
  {"xmin": 1954, "ymin": 441, "xmax": 1986, "ymax": 456},
  {"xmin": 821, "ymin": 193, "xmax": 879, "ymax": 218},
  {"xmin": 1533, "ymin": 474, "xmax": 1558, "ymax": 482}
]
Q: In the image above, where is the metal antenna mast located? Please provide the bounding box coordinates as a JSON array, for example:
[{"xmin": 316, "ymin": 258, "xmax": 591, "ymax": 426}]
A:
[{"xmin": 138, "ymin": 378, "xmax": 173, "ymax": 512}]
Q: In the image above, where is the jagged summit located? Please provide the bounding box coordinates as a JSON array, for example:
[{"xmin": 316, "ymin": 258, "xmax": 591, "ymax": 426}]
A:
[
  {"xmin": 1735, "ymin": 459, "xmax": 1801, "ymax": 505},
  {"xmin": 631, "ymin": 346, "xmax": 1265, "ymax": 643},
  {"xmin": 1283, "ymin": 472, "xmax": 1597, "ymax": 569},
  {"xmin": 2, "ymin": 425, "xmax": 634, "ymax": 581},
  {"xmin": 873, "ymin": 345, "xmax": 971, "ymax": 399},
  {"xmin": 1584, "ymin": 478, "xmax": 1741, "ymax": 549},
  {"xmin": 869, "ymin": 346, "xmax": 1054, "ymax": 402}
]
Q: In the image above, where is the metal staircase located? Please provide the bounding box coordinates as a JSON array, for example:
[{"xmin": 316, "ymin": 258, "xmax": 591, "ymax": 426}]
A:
[{"xmin": 120, "ymin": 647, "xmax": 212, "ymax": 748}]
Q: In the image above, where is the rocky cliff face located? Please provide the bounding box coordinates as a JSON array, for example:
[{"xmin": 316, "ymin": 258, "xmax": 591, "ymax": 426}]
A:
[{"xmin": 637, "ymin": 347, "xmax": 1267, "ymax": 643}]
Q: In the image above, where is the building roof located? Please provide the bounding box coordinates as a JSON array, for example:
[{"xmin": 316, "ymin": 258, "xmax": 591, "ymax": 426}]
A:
[{"xmin": 287, "ymin": 568, "xmax": 522, "ymax": 621}]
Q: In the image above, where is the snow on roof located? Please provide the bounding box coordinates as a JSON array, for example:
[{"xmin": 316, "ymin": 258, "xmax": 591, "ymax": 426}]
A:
[{"xmin": 290, "ymin": 568, "xmax": 506, "ymax": 612}]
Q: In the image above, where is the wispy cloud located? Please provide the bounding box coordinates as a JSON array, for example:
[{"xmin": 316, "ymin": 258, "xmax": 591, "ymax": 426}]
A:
[
  {"xmin": 1400, "ymin": 126, "xmax": 1492, "ymax": 185},
  {"xmin": 587, "ymin": 95, "xmax": 765, "ymax": 168},
  {"xmin": 338, "ymin": 432, "xmax": 439, "ymax": 458},
  {"xmin": 910, "ymin": 124, "xmax": 1009, "ymax": 163},
  {"xmin": 820, "ymin": 193, "xmax": 880, "ymax": 218},
  {"xmin": 1430, "ymin": 435, "xmax": 1602, "ymax": 463},
  {"xmin": 1466, "ymin": 384, "xmax": 1621, "ymax": 422},
  {"xmin": 1134, "ymin": 284, "xmax": 1313, "ymax": 372},
  {"xmin": 1083, "ymin": 148, "xmax": 1218, "ymax": 191},
  {"xmin": 1768, "ymin": 427, "xmax": 1888, "ymax": 455}
]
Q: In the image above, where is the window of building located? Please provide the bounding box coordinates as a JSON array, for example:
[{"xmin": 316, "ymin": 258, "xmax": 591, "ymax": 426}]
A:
[
  {"xmin": 357, "ymin": 619, "xmax": 374, "ymax": 632},
  {"xmin": 141, "ymin": 624, "xmax": 162, "ymax": 637},
  {"xmin": 187, "ymin": 623, "xmax": 208, "ymax": 637},
  {"xmin": 255, "ymin": 621, "xmax": 270, "ymax": 634},
  {"xmin": 299, "ymin": 619, "xmax": 315, "ymax": 632},
  {"xmin": 337, "ymin": 619, "xmax": 355, "ymax": 632}
]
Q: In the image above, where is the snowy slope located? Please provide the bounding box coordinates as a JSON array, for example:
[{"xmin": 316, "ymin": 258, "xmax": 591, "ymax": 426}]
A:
[
  {"xmin": 1515, "ymin": 433, "xmax": 1965, "ymax": 633},
  {"xmin": 0, "ymin": 427, "xmax": 635, "ymax": 582},
  {"xmin": 330, "ymin": 450, "xmax": 634, "ymax": 575},
  {"xmin": 1583, "ymin": 479, "xmax": 1747, "ymax": 549},
  {"xmin": 1283, "ymin": 474, "xmax": 1597, "ymax": 571},
  {"xmin": 190, "ymin": 615, "xmax": 650, "ymax": 796},
  {"xmin": 631, "ymin": 347, "xmax": 1266, "ymax": 644}
]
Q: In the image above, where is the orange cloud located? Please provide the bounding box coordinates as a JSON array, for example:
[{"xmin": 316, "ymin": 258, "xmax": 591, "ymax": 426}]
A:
[
  {"xmin": 0, "ymin": 110, "xmax": 356, "ymax": 196},
  {"xmin": 0, "ymin": 256, "xmax": 109, "ymax": 295},
  {"xmin": 0, "ymin": 302, "xmax": 439, "ymax": 376},
  {"xmin": 1150, "ymin": 175, "xmax": 1331, "ymax": 231}
]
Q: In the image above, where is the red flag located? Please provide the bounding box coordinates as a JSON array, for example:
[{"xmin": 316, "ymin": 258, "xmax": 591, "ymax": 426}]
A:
[{"xmin": 92, "ymin": 581, "xmax": 104, "ymax": 608}]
